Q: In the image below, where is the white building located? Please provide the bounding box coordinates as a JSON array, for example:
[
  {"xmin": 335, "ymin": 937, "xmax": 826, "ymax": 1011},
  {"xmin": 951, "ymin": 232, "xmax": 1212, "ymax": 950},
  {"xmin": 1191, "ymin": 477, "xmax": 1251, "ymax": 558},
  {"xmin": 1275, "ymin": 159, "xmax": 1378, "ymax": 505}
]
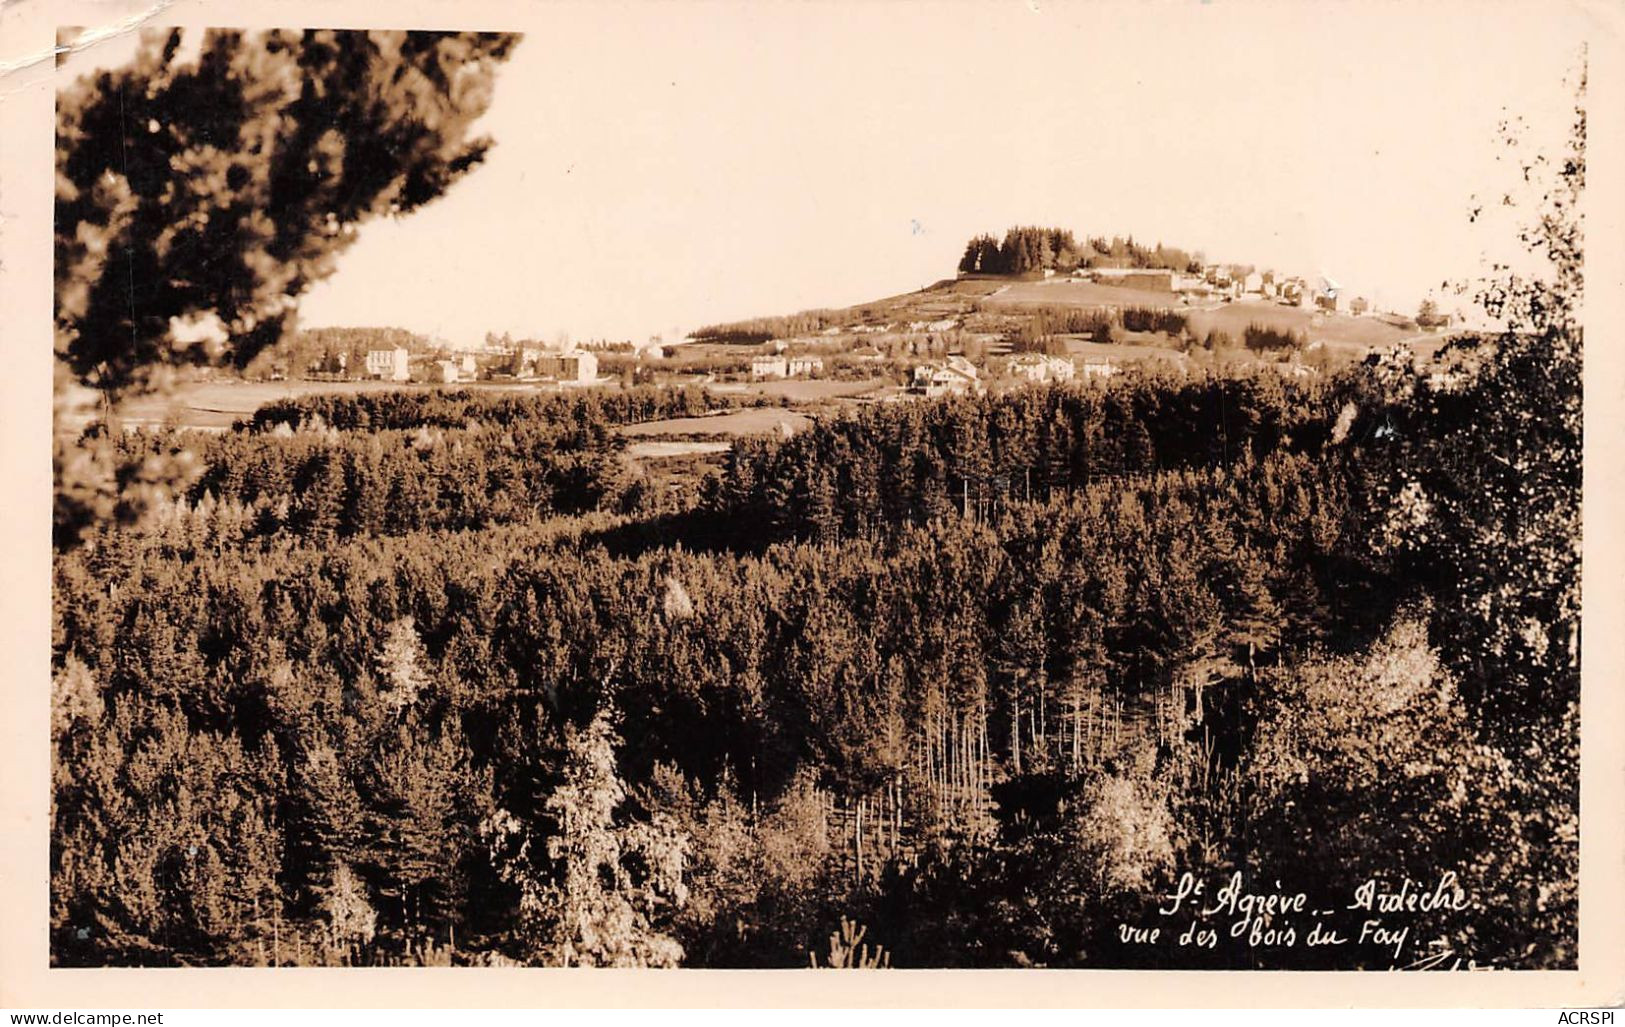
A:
[
  {"xmin": 787, "ymin": 356, "xmax": 824, "ymax": 377},
  {"xmin": 511, "ymin": 347, "xmax": 543, "ymax": 377},
  {"xmin": 910, "ymin": 355, "xmax": 983, "ymax": 398},
  {"xmin": 537, "ymin": 349, "xmax": 599, "ymax": 384},
  {"xmin": 365, "ymin": 347, "xmax": 410, "ymax": 382},
  {"xmin": 1314, "ymin": 274, "xmax": 1344, "ymax": 312},
  {"xmin": 751, "ymin": 355, "xmax": 789, "ymax": 379},
  {"xmin": 1278, "ymin": 278, "xmax": 1310, "ymax": 307},
  {"xmin": 1007, "ymin": 352, "xmax": 1076, "ymax": 385},
  {"xmin": 432, "ymin": 359, "xmax": 460, "ymax": 384}
]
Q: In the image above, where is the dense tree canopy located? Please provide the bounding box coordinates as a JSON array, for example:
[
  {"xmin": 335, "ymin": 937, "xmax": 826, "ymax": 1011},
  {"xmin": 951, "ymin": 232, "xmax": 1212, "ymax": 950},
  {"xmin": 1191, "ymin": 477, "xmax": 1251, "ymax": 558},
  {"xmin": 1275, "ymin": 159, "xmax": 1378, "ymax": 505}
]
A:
[{"xmin": 958, "ymin": 227, "xmax": 1201, "ymax": 276}]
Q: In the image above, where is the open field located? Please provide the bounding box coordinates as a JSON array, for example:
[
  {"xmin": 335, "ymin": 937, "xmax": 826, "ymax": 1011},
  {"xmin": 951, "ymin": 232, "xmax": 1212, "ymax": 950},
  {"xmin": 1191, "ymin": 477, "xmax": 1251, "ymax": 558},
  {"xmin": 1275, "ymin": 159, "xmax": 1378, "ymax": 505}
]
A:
[
  {"xmin": 619, "ymin": 405, "xmax": 815, "ymax": 461},
  {"xmin": 981, "ymin": 280, "xmax": 1192, "ymax": 310},
  {"xmin": 973, "ymin": 281, "xmax": 1427, "ymax": 351},
  {"xmin": 88, "ymin": 374, "xmax": 895, "ymax": 436},
  {"xmin": 624, "ymin": 440, "xmax": 734, "ymax": 459},
  {"xmin": 108, "ymin": 379, "xmax": 550, "ymax": 431},
  {"xmin": 1062, "ymin": 338, "xmax": 1190, "ymax": 365},
  {"xmin": 1185, "ymin": 301, "xmax": 1417, "ymax": 349},
  {"xmin": 706, "ymin": 377, "xmax": 889, "ymax": 402},
  {"xmin": 618, "ymin": 407, "xmax": 812, "ymax": 439}
]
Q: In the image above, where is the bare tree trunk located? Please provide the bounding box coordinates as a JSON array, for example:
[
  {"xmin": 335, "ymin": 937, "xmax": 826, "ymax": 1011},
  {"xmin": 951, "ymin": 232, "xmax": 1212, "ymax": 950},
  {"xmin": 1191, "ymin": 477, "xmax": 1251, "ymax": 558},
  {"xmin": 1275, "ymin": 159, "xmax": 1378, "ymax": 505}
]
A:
[
  {"xmin": 980, "ymin": 714, "xmax": 990, "ymax": 796},
  {"xmin": 1071, "ymin": 693, "xmax": 1081, "ymax": 773},
  {"xmin": 1012, "ymin": 696, "xmax": 1022, "ymax": 776},
  {"xmin": 856, "ymin": 795, "xmax": 865, "ymax": 884},
  {"xmin": 1087, "ymin": 689, "xmax": 1097, "ymax": 765},
  {"xmin": 952, "ymin": 713, "xmax": 961, "ymax": 814},
  {"xmin": 957, "ymin": 715, "xmax": 965, "ymax": 806},
  {"xmin": 884, "ymin": 783, "xmax": 892, "ymax": 857},
  {"xmin": 937, "ymin": 712, "xmax": 947, "ymax": 822},
  {"xmin": 1039, "ymin": 686, "xmax": 1047, "ymax": 754},
  {"xmin": 965, "ymin": 712, "xmax": 973, "ymax": 806},
  {"xmin": 875, "ymin": 788, "xmax": 884, "ymax": 858},
  {"xmin": 923, "ymin": 724, "xmax": 936, "ymax": 815},
  {"xmin": 894, "ymin": 776, "xmax": 903, "ymax": 852}
]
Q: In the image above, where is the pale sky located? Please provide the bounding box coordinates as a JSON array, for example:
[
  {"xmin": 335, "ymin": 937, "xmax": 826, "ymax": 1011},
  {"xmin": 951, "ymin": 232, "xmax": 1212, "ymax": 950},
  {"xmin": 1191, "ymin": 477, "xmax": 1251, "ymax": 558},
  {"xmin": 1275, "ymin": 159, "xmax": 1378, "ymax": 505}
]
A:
[{"xmin": 62, "ymin": 3, "xmax": 1589, "ymax": 345}]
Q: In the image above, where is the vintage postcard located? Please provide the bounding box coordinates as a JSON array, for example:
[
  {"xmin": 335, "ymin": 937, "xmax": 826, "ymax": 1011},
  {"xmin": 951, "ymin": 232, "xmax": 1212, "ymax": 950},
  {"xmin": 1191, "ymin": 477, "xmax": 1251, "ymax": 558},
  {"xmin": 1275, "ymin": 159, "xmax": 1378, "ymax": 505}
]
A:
[{"xmin": 2, "ymin": 0, "xmax": 1623, "ymax": 1010}]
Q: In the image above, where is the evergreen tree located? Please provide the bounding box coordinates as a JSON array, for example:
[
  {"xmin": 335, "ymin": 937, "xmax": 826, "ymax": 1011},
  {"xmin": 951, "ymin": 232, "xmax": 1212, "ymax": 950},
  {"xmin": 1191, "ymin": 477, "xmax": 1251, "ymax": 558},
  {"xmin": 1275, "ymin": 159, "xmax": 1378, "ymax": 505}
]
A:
[{"xmin": 488, "ymin": 709, "xmax": 689, "ymax": 967}]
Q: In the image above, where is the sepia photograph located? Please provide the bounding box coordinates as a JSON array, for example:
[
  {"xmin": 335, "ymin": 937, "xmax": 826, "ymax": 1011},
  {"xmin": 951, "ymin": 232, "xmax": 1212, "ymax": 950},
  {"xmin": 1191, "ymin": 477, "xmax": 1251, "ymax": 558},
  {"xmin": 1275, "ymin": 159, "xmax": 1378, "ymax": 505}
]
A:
[{"xmin": 7, "ymin": 0, "xmax": 1625, "ymax": 1006}]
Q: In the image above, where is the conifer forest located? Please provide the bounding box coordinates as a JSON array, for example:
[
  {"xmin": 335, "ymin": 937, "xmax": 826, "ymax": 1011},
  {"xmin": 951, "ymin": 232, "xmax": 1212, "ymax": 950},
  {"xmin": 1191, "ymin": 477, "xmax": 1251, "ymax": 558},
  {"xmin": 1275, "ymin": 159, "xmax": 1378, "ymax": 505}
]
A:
[{"xmin": 47, "ymin": 29, "xmax": 1583, "ymax": 970}]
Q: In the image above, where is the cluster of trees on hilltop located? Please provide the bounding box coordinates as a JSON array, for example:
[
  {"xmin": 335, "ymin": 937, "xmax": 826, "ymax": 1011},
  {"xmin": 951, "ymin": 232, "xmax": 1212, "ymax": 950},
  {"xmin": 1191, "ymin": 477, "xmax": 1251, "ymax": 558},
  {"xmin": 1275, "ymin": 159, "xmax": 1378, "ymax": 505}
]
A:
[
  {"xmin": 959, "ymin": 228, "xmax": 1203, "ymax": 276},
  {"xmin": 959, "ymin": 227, "xmax": 1082, "ymax": 275}
]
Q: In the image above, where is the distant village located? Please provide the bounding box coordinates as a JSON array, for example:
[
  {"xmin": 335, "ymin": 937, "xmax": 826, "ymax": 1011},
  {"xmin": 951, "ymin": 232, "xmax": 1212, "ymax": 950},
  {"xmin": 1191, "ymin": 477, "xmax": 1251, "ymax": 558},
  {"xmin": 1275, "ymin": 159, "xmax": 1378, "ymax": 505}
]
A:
[
  {"xmin": 264, "ymin": 241, "xmax": 1454, "ymax": 408},
  {"xmin": 674, "ymin": 255, "xmax": 1452, "ymax": 403},
  {"xmin": 303, "ymin": 337, "xmax": 608, "ymax": 387},
  {"xmin": 1016, "ymin": 261, "xmax": 1412, "ymax": 318}
]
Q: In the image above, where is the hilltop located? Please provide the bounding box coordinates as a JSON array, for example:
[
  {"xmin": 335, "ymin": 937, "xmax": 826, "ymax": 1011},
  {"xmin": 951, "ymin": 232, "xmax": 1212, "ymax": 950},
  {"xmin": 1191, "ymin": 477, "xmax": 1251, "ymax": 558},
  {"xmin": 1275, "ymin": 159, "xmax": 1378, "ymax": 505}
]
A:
[{"xmin": 679, "ymin": 264, "xmax": 1442, "ymax": 388}]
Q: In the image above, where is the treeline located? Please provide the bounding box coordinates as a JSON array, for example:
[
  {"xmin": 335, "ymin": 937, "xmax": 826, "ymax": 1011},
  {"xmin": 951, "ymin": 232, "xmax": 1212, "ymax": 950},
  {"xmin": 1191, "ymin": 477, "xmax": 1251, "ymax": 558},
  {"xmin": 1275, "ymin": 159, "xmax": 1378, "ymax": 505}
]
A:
[
  {"xmin": 298, "ymin": 326, "xmax": 426, "ymax": 352},
  {"xmin": 265, "ymin": 326, "xmax": 430, "ymax": 378},
  {"xmin": 960, "ymin": 227, "xmax": 1202, "ymax": 276},
  {"xmin": 1008, "ymin": 305, "xmax": 1188, "ymax": 354},
  {"xmin": 705, "ymin": 371, "xmax": 1341, "ymax": 544},
  {"xmin": 1242, "ymin": 323, "xmax": 1307, "ymax": 352},
  {"xmin": 178, "ymin": 420, "xmax": 631, "ymax": 542},
  {"xmin": 95, "ymin": 388, "xmax": 741, "ymax": 546},
  {"xmin": 1083, "ymin": 235, "xmax": 1201, "ymax": 273},
  {"xmin": 959, "ymin": 227, "xmax": 1083, "ymax": 276},
  {"xmin": 246, "ymin": 385, "xmax": 724, "ymax": 433},
  {"xmin": 689, "ymin": 308, "xmax": 873, "ymax": 346},
  {"xmin": 1007, "ymin": 312, "xmax": 1303, "ymax": 355},
  {"xmin": 1119, "ymin": 306, "xmax": 1189, "ymax": 336}
]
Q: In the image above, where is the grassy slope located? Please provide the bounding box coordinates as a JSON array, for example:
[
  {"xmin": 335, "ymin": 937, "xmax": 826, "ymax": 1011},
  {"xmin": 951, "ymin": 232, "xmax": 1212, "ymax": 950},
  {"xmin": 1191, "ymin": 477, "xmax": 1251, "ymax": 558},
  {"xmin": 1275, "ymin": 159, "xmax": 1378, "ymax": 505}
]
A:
[
  {"xmin": 980, "ymin": 279, "xmax": 1190, "ymax": 309},
  {"xmin": 861, "ymin": 279, "xmax": 1422, "ymax": 352}
]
